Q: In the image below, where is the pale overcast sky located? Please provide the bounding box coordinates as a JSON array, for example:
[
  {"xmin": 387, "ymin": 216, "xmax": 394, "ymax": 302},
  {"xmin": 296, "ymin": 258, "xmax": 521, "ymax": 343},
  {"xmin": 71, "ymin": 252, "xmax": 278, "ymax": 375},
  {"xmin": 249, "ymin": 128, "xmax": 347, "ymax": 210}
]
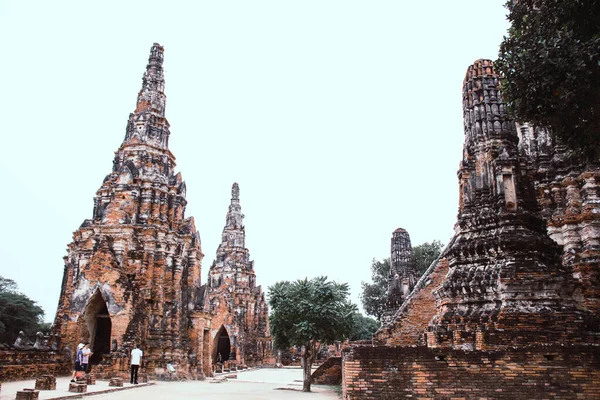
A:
[{"xmin": 0, "ymin": 1, "xmax": 509, "ymax": 321}]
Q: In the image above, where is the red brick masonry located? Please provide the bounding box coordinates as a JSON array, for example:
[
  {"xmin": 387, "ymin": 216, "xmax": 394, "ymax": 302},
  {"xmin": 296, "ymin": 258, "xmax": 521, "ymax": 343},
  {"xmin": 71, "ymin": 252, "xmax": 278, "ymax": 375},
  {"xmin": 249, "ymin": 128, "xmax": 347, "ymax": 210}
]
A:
[
  {"xmin": 0, "ymin": 350, "xmax": 71, "ymax": 381},
  {"xmin": 342, "ymin": 345, "xmax": 600, "ymax": 399}
]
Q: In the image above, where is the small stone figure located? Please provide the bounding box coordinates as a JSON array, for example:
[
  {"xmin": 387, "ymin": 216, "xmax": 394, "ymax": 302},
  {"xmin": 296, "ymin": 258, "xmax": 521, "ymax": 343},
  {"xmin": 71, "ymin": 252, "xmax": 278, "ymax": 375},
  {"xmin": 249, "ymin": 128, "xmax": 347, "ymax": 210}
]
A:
[
  {"xmin": 111, "ymin": 339, "xmax": 118, "ymax": 352},
  {"xmin": 13, "ymin": 331, "xmax": 29, "ymax": 349},
  {"xmin": 33, "ymin": 332, "xmax": 49, "ymax": 350}
]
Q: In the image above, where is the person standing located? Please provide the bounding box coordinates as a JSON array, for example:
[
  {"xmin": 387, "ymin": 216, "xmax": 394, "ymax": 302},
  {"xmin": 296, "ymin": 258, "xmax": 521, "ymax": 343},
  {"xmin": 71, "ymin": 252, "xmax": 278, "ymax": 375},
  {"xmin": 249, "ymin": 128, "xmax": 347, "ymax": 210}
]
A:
[
  {"xmin": 81, "ymin": 342, "xmax": 93, "ymax": 373},
  {"xmin": 70, "ymin": 343, "xmax": 84, "ymax": 382},
  {"xmin": 130, "ymin": 343, "xmax": 143, "ymax": 384}
]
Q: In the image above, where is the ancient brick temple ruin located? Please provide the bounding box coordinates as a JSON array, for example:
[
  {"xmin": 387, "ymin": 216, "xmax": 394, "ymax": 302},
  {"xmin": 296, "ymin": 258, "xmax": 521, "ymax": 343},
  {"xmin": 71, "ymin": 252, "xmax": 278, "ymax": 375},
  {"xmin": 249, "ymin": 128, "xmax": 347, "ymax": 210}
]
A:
[
  {"xmin": 382, "ymin": 228, "xmax": 417, "ymax": 324},
  {"xmin": 205, "ymin": 183, "xmax": 273, "ymax": 367},
  {"xmin": 50, "ymin": 44, "xmax": 272, "ymax": 379},
  {"xmin": 343, "ymin": 60, "xmax": 600, "ymax": 399}
]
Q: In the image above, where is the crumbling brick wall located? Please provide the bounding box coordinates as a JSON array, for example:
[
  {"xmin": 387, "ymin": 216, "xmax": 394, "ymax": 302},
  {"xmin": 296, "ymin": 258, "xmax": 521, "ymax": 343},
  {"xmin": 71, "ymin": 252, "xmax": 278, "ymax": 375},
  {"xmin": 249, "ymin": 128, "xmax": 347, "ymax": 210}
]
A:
[
  {"xmin": 0, "ymin": 350, "xmax": 71, "ymax": 381},
  {"xmin": 312, "ymin": 356, "xmax": 341, "ymax": 385},
  {"xmin": 342, "ymin": 345, "xmax": 600, "ymax": 399}
]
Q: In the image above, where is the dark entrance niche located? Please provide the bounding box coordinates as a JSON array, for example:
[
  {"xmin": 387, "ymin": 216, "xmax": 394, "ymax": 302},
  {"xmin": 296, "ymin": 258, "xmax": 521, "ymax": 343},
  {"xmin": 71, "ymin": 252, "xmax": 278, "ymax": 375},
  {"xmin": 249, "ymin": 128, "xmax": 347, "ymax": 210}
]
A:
[
  {"xmin": 215, "ymin": 326, "xmax": 231, "ymax": 362},
  {"xmin": 84, "ymin": 290, "xmax": 112, "ymax": 365}
]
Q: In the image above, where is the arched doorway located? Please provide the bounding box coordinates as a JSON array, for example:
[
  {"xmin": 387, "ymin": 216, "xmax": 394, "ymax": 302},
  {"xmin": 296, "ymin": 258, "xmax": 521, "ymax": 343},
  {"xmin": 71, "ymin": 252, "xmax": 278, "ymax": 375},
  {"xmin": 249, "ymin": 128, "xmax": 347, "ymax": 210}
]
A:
[
  {"xmin": 83, "ymin": 290, "xmax": 112, "ymax": 365},
  {"xmin": 215, "ymin": 326, "xmax": 231, "ymax": 362}
]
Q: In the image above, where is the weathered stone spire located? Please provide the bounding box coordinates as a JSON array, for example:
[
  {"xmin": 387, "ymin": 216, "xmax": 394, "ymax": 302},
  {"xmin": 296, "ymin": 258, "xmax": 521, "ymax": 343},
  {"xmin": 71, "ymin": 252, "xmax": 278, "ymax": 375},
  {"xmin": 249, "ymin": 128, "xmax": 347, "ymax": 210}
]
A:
[
  {"xmin": 212, "ymin": 183, "xmax": 250, "ymax": 282},
  {"xmin": 382, "ymin": 228, "xmax": 417, "ymax": 323},
  {"xmin": 225, "ymin": 182, "xmax": 244, "ymax": 232},
  {"xmin": 123, "ymin": 43, "xmax": 170, "ymax": 149}
]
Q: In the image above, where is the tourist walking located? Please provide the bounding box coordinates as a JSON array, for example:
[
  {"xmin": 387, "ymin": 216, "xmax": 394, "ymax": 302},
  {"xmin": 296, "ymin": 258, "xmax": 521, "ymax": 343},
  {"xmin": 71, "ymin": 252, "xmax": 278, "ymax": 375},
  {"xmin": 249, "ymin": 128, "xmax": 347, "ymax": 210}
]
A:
[
  {"xmin": 70, "ymin": 343, "xmax": 84, "ymax": 382},
  {"xmin": 130, "ymin": 343, "xmax": 143, "ymax": 384}
]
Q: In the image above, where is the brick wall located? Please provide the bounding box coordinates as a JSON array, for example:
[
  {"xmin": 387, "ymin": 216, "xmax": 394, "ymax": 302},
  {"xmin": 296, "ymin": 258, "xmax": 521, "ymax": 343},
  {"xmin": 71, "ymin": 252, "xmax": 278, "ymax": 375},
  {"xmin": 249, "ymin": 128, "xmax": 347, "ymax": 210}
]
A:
[
  {"xmin": 0, "ymin": 350, "xmax": 71, "ymax": 381},
  {"xmin": 312, "ymin": 356, "xmax": 341, "ymax": 385},
  {"xmin": 342, "ymin": 345, "xmax": 600, "ymax": 399},
  {"xmin": 376, "ymin": 258, "xmax": 449, "ymax": 346}
]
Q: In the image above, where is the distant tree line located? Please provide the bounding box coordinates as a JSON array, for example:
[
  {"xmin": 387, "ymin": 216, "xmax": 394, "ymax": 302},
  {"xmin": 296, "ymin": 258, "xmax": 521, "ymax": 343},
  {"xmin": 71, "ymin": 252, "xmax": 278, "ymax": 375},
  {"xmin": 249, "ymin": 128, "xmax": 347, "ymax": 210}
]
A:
[{"xmin": 0, "ymin": 276, "xmax": 48, "ymax": 344}]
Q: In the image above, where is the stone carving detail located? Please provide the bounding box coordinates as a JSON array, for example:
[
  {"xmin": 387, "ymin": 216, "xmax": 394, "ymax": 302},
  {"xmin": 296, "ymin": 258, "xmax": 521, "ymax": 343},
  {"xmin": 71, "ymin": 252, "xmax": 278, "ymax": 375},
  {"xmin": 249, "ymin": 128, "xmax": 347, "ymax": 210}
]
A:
[{"xmin": 206, "ymin": 183, "xmax": 273, "ymax": 366}]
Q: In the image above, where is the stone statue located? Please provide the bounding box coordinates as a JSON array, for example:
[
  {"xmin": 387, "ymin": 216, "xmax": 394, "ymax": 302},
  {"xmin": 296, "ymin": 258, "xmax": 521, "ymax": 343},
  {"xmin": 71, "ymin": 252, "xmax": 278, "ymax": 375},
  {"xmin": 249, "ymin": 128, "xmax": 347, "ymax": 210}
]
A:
[
  {"xmin": 13, "ymin": 331, "xmax": 29, "ymax": 349},
  {"xmin": 33, "ymin": 331, "xmax": 49, "ymax": 350}
]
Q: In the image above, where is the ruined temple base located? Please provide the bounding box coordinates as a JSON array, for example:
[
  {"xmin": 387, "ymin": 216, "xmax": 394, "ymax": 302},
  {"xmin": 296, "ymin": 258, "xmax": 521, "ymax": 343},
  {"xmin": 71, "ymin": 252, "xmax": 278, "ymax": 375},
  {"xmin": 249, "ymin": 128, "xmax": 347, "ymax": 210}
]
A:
[
  {"xmin": 0, "ymin": 350, "xmax": 71, "ymax": 381},
  {"xmin": 108, "ymin": 377, "xmax": 123, "ymax": 387},
  {"xmin": 343, "ymin": 345, "xmax": 600, "ymax": 399},
  {"xmin": 34, "ymin": 374, "xmax": 56, "ymax": 390},
  {"xmin": 16, "ymin": 388, "xmax": 39, "ymax": 399},
  {"xmin": 69, "ymin": 382, "xmax": 87, "ymax": 393}
]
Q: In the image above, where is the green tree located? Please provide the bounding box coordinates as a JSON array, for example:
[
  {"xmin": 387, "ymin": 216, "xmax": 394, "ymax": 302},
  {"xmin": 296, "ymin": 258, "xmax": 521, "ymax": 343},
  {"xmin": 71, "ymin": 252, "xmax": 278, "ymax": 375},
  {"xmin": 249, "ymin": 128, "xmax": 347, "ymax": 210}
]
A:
[
  {"xmin": 359, "ymin": 258, "xmax": 390, "ymax": 323},
  {"xmin": 413, "ymin": 240, "xmax": 444, "ymax": 276},
  {"xmin": 360, "ymin": 241, "xmax": 444, "ymax": 322},
  {"xmin": 0, "ymin": 276, "xmax": 45, "ymax": 344},
  {"xmin": 496, "ymin": 0, "xmax": 600, "ymax": 160},
  {"xmin": 268, "ymin": 276, "xmax": 356, "ymax": 392},
  {"xmin": 350, "ymin": 313, "xmax": 379, "ymax": 341}
]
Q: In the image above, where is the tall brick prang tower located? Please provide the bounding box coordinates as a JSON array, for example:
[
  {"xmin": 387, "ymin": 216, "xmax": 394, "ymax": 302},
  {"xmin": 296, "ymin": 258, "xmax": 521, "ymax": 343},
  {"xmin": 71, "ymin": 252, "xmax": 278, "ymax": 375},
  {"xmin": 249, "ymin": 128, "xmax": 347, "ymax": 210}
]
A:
[
  {"xmin": 207, "ymin": 183, "xmax": 273, "ymax": 366},
  {"xmin": 53, "ymin": 43, "xmax": 207, "ymax": 377}
]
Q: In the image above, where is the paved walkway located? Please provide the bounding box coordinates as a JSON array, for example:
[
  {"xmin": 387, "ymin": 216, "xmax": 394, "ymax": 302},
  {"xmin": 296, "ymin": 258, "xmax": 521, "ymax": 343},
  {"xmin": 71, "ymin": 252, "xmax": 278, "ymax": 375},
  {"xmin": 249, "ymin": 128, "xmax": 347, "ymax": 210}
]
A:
[{"xmin": 0, "ymin": 368, "xmax": 339, "ymax": 400}]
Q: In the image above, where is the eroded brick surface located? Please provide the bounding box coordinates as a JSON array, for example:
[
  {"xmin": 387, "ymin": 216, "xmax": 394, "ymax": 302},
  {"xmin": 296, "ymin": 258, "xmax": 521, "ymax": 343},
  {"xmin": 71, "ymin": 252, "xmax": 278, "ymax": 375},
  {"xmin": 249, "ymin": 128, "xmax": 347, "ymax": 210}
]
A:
[
  {"xmin": 15, "ymin": 389, "xmax": 39, "ymax": 400},
  {"xmin": 312, "ymin": 356, "xmax": 342, "ymax": 385},
  {"xmin": 108, "ymin": 377, "xmax": 123, "ymax": 387},
  {"xmin": 34, "ymin": 375, "xmax": 56, "ymax": 390},
  {"xmin": 68, "ymin": 382, "xmax": 87, "ymax": 393},
  {"xmin": 0, "ymin": 350, "xmax": 70, "ymax": 381},
  {"xmin": 343, "ymin": 346, "xmax": 600, "ymax": 400}
]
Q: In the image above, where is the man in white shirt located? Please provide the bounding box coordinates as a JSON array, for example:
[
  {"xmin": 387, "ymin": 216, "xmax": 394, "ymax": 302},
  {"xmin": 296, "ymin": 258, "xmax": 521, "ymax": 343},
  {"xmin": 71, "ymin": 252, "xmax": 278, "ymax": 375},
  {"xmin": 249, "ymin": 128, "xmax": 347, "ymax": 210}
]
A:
[
  {"xmin": 130, "ymin": 343, "xmax": 143, "ymax": 384},
  {"xmin": 81, "ymin": 342, "xmax": 93, "ymax": 373}
]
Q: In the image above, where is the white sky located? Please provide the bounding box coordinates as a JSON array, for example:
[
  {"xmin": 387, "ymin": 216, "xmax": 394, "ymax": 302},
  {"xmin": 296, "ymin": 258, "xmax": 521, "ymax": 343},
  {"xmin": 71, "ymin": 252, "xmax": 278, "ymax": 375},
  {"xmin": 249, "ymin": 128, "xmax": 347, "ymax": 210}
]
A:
[{"xmin": 0, "ymin": 1, "xmax": 509, "ymax": 322}]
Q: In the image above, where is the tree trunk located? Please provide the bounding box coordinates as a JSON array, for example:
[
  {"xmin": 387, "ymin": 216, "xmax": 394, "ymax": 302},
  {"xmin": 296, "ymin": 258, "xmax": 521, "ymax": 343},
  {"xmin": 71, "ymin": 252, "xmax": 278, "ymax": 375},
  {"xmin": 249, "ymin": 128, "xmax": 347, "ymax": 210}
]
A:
[{"xmin": 302, "ymin": 342, "xmax": 315, "ymax": 392}]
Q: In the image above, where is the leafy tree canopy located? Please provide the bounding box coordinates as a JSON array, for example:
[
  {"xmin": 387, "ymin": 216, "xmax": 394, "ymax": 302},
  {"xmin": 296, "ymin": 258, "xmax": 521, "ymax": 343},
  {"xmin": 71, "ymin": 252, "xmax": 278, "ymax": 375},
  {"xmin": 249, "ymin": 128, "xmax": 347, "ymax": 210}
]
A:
[
  {"xmin": 350, "ymin": 312, "xmax": 380, "ymax": 341},
  {"xmin": 0, "ymin": 276, "xmax": 45, "ymax": 344},
  {"xmin": 496, "ymin": 0, "xmax": 600, "ymax": 160},
  {"xmin": 413, "ymin": 240, "xmax": 444, "ymax": 276},
  {"xmin": 268, "ymin": 276, "xmax": 356, "ymax": 392},
  {"xmin": 360, "ymin": 241, "xmax": 444, "ymax": 322},
  {"xmin": 360, "ymin": 258, "xmax": 390, "ymax": 323}
]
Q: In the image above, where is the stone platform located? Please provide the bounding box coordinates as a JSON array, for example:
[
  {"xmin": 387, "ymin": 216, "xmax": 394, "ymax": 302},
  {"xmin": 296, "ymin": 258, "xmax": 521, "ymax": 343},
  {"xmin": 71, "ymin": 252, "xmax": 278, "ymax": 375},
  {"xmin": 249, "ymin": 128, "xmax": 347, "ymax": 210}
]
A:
[{"xmin": 0, "ymin": 376, "xmax": 153, "ymax": 399}]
